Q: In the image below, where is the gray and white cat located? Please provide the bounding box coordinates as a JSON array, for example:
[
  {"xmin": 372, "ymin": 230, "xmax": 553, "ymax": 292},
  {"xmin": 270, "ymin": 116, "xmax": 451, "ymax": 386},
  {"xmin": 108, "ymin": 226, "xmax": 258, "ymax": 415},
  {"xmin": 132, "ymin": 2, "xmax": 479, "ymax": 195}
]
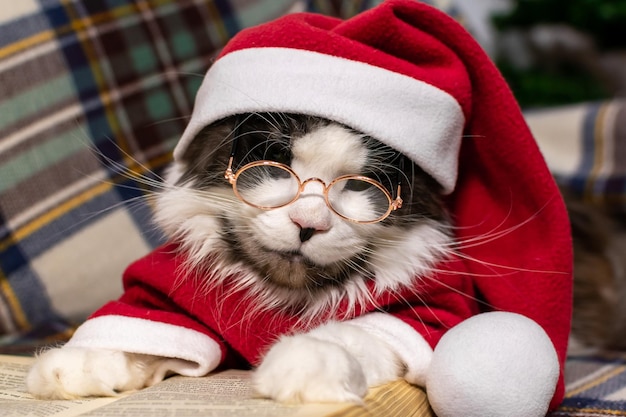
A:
[{"xmin": 26, "ymin": 113, "xmax": 453, "ymax": 402}]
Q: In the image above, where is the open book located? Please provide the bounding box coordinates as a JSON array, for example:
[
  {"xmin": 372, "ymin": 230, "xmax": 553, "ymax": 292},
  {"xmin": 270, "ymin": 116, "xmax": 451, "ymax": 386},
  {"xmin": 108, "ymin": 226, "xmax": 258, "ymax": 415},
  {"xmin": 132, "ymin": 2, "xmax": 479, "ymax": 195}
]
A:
[{"xmin": 0, "ymin": 354, "xmax": 433, "ymax": 417}]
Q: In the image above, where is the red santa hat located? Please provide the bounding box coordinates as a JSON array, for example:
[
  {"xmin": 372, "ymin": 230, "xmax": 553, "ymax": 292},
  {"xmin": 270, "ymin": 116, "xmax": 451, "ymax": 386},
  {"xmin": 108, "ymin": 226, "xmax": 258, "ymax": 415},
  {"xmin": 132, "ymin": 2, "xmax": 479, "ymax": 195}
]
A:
[
  {"xmin": 173, "ymin": 0, "xmax": 572, "ymax": 409},
  {"xmin": 174, "ymin": 1, "xmax": 472, "ymax": 193}
]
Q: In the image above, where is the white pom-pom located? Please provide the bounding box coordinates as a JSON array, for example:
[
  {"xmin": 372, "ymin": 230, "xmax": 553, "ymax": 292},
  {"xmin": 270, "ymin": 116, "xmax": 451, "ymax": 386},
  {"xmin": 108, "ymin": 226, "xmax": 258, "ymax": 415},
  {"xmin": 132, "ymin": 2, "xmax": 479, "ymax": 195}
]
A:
[{"xmin": 426, "ymin": 312, "xmax": 559, "ymax": 417}]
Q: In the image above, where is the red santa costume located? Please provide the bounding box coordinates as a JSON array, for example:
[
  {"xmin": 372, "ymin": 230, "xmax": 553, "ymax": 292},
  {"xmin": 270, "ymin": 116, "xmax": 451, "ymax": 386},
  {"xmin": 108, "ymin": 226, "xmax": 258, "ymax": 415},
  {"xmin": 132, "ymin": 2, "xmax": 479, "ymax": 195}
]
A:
[{"xmin": 65, "ymin": 1, "xmax": 573, "ymax": 416}]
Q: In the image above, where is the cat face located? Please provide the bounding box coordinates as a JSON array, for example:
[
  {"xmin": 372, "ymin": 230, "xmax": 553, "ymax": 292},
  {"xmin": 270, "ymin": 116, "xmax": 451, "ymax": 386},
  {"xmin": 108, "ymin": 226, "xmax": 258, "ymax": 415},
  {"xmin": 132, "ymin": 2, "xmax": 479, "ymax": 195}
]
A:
[{"xmin": 156, "ymin": 113, "xmax": 452, "ymax": 315}]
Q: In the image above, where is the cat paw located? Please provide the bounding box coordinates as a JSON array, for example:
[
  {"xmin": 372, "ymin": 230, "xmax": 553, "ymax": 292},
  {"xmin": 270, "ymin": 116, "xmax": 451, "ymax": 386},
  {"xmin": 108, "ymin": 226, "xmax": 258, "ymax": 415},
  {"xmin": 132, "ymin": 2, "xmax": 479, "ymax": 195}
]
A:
[
  {"xmin": 26, "ymin": 347, "xmax": 158, "ymax": 399},
  {"xmin": 252, "ymin": 334, "xmax": 368, "ymax": 404}
]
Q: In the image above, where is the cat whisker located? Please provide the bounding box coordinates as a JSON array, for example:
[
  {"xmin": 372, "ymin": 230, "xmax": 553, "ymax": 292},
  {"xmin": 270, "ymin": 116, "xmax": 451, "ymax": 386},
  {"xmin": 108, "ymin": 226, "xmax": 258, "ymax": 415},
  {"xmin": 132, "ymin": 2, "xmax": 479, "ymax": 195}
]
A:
[{"xmin": 89, "ymin": 135, "xmax": 168, "ymax": 184}]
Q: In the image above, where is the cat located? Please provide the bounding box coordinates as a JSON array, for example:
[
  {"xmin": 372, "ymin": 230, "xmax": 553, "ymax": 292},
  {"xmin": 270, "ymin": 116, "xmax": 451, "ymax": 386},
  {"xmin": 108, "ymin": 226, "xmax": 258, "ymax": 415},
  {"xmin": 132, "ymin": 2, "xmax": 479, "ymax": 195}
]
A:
[{"xmin": 26, "ymin": 113, "xmax": 454, "ymax": 401}]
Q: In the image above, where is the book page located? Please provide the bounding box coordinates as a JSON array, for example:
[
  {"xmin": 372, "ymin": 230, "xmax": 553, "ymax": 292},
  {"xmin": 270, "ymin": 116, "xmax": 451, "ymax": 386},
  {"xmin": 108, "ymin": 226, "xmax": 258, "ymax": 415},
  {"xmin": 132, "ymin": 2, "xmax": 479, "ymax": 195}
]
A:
[
  {"xmin": 0, "ymin": 355, "xmax": 346, "ymax": 417},
  {"xmin": 79, "ymin": 370, "xmax": 347, "ymax": 417},
  {"xmin": 0, "ymin": 354, "xmax": 118, "ymax": 417}
]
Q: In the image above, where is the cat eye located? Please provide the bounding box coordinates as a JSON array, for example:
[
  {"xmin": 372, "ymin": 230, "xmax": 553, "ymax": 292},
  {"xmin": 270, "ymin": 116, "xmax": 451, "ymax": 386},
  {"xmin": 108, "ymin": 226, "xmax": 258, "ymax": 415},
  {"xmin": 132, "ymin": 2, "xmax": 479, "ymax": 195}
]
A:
[{"xmin": 224, "ymin": 138, "xmax": 403, "ymax": 224}]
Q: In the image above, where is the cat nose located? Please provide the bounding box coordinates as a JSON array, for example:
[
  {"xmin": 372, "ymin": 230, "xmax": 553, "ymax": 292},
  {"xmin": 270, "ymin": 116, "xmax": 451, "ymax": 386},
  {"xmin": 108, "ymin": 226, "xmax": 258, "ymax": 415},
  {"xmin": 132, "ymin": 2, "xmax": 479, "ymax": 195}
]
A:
[
  {"xmin": 291, "ymin": 218, "xmax": 330, "ymax": 242},
  {"xmin": 289, "ymin": 210, "xmax": 331, "ymax": 243}
]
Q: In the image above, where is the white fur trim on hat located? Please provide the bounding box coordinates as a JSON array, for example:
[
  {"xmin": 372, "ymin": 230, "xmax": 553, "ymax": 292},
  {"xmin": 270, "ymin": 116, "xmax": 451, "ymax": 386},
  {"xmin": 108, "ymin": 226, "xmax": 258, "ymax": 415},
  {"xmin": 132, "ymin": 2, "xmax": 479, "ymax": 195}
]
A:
[{"xmin": 174, "ymin": 47, "xmax": 465, "ymax": 193}]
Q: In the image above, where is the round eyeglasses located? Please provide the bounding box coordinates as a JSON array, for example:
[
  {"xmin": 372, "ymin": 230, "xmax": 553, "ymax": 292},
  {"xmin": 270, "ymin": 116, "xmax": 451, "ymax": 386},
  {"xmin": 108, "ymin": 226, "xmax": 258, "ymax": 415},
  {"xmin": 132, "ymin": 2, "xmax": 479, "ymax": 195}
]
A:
[{"xmin": 224, "ymin": 158, "xmax": 403, "ymax": 224}]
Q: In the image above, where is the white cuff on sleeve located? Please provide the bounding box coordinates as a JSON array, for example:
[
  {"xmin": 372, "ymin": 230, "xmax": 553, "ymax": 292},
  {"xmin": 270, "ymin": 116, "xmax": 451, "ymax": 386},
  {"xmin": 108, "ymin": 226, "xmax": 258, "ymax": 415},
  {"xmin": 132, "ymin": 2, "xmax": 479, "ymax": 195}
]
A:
[
  {"xmin": 65, "ymin": 315, "xmax": 222, "ymax": 377},
  {"xmin": 347, "ymin": 312, "xmax": 433, "ymax": 386}
]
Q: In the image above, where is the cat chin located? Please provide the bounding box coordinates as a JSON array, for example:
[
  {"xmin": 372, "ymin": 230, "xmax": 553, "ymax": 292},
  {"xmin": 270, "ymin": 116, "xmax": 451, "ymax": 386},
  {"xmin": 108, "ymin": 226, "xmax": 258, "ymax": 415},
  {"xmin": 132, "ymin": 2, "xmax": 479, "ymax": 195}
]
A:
[{"xmin": 241, "ymin": 244, "xmax": 360, "ymax": 291}]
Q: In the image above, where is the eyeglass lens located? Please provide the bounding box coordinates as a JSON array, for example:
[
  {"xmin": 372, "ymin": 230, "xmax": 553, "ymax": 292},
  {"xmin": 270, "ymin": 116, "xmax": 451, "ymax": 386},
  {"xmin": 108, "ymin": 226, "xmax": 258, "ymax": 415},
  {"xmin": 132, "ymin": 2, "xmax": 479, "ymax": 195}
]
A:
[{"xmin": 236, "ymin": 164, "xmax": 300, "ymax": 208}]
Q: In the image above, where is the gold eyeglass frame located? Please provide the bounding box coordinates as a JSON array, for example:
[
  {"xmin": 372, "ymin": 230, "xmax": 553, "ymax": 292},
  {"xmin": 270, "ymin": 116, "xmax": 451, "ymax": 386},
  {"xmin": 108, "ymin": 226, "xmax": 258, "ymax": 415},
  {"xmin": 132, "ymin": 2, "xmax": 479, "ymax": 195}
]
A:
[{"xmin": 224, "ymin": 157, "xmax": 403, "ymax": 224}]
